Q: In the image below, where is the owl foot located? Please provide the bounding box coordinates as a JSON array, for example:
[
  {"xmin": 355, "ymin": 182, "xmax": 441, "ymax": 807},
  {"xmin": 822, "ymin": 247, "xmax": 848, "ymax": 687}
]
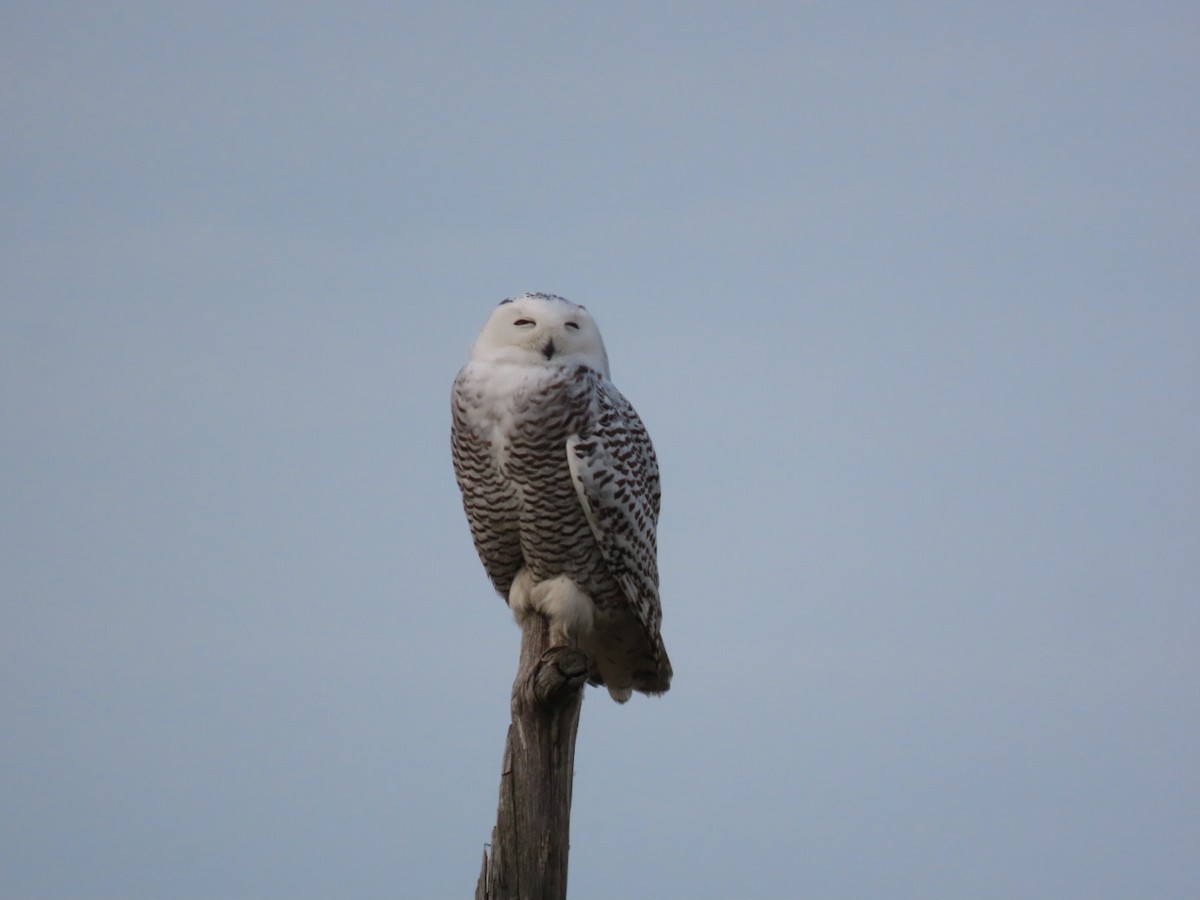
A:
[{"xmin": 510, "ymin": 571, "xmax": 596, "ymax": 648}]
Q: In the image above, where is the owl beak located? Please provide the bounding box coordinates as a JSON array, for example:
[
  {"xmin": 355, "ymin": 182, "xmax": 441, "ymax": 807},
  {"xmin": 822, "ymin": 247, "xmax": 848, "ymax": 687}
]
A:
[{"xmin": 542, "ymin": 339, "xmax": 557, "ymax": 360}]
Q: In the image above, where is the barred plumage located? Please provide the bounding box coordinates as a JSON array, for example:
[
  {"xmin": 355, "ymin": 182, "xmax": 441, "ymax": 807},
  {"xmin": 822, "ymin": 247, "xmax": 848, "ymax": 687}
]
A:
[{"xmin": 451, "ymin": 293, "xmax": 671, "ymax": 702}]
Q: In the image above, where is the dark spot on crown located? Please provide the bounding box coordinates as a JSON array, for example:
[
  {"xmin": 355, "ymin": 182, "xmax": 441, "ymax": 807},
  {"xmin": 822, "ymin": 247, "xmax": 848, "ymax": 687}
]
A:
[{"xmin": 499, "ymin": 291, "xmax": 574, "ymax": 306}]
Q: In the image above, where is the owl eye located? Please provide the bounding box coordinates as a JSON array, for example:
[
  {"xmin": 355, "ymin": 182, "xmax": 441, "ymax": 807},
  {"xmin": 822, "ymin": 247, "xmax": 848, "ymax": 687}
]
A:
[
  {"xmin": 564, "ymin": 321, "xmax": 580, "ymax": 331},
  {"xmin": 513, "ymin": 318, "xmax": 535, "ymax": 327}
]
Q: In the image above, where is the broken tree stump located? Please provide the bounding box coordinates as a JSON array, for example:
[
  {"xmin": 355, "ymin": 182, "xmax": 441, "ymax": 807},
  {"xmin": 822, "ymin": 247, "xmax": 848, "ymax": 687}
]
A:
[{"xmin": 475, "ymin": 614, "xmax": 589, "ymax": 900}]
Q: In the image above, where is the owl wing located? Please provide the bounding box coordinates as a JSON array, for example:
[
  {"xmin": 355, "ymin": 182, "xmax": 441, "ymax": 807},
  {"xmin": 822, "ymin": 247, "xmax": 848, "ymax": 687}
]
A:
[
  {"xmin": 450, "ymin": 369, "xmax": 523, "ymax": 599},
  {"xmin": 566, "ymin": 371, "xmax": 663, "ymax": 636}
]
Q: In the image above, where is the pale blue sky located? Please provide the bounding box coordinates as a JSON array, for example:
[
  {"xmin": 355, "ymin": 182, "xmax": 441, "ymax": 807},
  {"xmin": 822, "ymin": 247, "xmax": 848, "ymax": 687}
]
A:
[{"xmin": 3, "ymin": 4, "xmax": 1198, "ymax": 899}]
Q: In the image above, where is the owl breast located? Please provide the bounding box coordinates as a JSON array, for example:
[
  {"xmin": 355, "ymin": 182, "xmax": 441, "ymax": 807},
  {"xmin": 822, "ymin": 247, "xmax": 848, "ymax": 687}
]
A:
[{"xmin": 472, "ymin": 365, "xmax": 622, "ymax": 614}]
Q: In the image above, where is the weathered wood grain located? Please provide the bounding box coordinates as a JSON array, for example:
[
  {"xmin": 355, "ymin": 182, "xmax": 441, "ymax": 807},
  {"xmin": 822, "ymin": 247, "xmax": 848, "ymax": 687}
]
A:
[{"xmin": 476, "ymin": 615, "xmax": 588, "ymax": 900}]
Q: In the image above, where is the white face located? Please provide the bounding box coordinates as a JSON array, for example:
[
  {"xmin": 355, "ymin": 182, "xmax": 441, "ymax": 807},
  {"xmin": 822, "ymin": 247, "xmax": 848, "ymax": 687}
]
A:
[{"xmin": 471, "ymin": 292, "xmax": 611, "ymax": 377}]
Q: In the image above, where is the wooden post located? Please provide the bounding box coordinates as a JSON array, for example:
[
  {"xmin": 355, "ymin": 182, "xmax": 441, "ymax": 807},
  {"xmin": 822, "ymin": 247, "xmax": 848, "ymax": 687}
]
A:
[{"xmin": 475, "ymin": 615, "xmax": 589, "ymax": 900}]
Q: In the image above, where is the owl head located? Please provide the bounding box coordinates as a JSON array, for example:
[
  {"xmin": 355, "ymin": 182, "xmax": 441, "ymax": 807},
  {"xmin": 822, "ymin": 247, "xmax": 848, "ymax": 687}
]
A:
[{"xmin": 471, "ymin": 292, "xmax": 611, "ymax": 377}]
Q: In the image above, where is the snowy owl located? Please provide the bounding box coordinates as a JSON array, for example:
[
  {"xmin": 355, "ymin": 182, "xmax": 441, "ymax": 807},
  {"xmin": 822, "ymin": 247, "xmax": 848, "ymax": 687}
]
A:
[{"xmin": 450, "ymin": 292, "xmax": 671, "ymax": 702}]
